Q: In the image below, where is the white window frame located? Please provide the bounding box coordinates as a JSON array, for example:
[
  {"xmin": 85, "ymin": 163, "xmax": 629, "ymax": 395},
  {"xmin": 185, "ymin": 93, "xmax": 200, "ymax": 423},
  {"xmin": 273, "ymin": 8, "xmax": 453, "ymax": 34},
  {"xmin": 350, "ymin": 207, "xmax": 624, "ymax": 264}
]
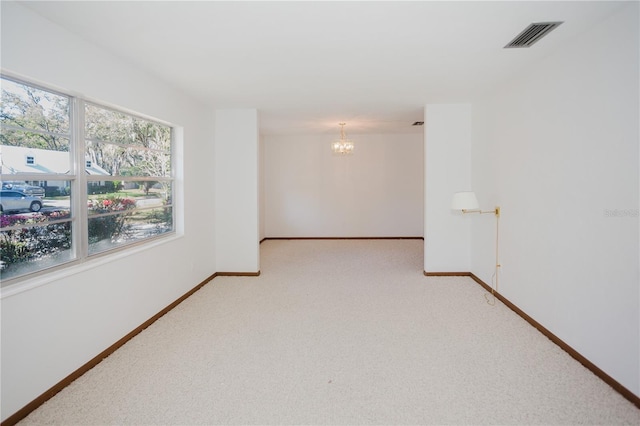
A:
[{"xmin": 0, "ymin": 75, "xmax": 176, "ymax": 286}]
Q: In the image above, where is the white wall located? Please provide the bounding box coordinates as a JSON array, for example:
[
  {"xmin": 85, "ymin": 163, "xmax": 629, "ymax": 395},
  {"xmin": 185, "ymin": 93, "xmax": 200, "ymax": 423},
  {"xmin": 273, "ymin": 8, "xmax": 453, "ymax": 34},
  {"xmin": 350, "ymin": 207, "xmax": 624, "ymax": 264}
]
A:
[
  {"xmin": 214, "ymin": 109, "xmax": 260, "ymax": 272},
  {"xmin": 263, "ymin": 133, "xmax": 423, "ymax": 238},
  {"xmin": 472, "ymin": 3, "xmax": 639, "ymax": 395},
  {"xmin": 259, "ymin": 134, "xmax": 266, "ymax": 241},
  {"xmin": 424, "ymin": 104, "xmax": 473, "ymax": 272},
  {"xmin": 0, "ymin": 3, "xmax": 216, "ymax": 421}
]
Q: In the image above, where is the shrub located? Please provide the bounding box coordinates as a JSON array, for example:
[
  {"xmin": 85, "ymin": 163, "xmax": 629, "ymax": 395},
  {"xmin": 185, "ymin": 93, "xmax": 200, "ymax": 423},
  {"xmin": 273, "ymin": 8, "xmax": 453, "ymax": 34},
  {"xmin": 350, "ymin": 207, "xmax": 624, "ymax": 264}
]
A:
[
  {"xmin": 44, "ymin": 186, "xmax": 61, "ymax": 197},
  {"xmin": 1, "ymin": 211, "xmax": 72, "ymax": 271},
  {"xmin": 87, "ymin": 196, "xmax": 137, "ymax": 244},
  {"xmin": 1, "ymin": 219, "xmax": 72, "ymax": 269}
]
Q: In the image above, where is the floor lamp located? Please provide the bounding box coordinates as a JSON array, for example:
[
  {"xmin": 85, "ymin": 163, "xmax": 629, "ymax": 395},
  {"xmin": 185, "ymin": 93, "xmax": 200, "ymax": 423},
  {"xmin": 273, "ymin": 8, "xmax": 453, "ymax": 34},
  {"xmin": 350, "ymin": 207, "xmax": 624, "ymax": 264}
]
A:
[{"xmin": 451, "ymin": 191, "xmax": 501, "ymax": 305}]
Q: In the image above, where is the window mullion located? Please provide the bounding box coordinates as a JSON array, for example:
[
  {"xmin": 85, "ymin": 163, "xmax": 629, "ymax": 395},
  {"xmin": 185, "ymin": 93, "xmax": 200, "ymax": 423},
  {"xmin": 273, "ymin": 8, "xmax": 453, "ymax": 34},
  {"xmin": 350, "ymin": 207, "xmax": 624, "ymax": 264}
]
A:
[
  {"xmin": 170, "ymin": 127, "xmax": 176, "ymax": 232},
  {"xmin": 72, "ymin": 98, "xmax": 88, "ymax": 260}
]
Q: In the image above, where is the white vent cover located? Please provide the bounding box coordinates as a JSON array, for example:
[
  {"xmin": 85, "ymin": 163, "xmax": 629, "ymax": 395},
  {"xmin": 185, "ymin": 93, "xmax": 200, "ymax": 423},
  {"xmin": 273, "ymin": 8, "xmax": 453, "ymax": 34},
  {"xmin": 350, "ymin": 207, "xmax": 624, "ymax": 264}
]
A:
[{"xmin": 505, "ymin": 22, "xmax": 563, "ymax": 48}]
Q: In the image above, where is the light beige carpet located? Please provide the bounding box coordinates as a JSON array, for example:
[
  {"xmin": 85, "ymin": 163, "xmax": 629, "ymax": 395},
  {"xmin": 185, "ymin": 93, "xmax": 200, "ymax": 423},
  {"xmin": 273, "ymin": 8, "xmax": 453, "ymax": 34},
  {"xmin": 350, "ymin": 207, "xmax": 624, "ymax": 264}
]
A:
[{"xmin": 18, "ymin": 239, "xmax": 640, "ymax": 425}]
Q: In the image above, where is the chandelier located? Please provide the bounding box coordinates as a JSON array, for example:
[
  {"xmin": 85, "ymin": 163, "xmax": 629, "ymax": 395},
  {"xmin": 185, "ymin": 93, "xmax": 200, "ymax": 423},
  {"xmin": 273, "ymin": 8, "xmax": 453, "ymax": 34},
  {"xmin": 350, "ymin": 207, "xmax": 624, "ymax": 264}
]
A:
[{"xmin": 331, "ymin": 122, "xmax": 354, "ymax": 154}]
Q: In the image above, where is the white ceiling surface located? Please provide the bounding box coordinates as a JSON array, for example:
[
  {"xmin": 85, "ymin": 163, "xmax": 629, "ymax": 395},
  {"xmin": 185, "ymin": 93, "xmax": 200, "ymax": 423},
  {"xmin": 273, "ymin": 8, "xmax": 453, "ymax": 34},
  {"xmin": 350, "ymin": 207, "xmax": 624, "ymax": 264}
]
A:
[{"xmin": 21, "ymin": 1, "xmax": 625, "ymax": 135}]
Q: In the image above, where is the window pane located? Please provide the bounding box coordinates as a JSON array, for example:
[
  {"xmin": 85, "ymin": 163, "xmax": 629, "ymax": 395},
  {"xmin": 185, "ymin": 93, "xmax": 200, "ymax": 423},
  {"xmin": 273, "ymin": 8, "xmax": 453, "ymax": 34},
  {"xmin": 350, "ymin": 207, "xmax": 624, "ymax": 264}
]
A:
[
  {"xmin": 87, "ymin": 195, "xmax": 137, "ymax": 216},
  {"xmin": 86, "ymin": 141, "xmax": 170, "ymax": 177},
  {"xmin": 0, "ymin": 194, "xmax": 71, "ymax": 221},
  {"xmin": 1, "ymin": 78, "xmax": 70, "ymax": 136},
  {"xmin": 85, "ymin": 104, "xmax": 171, "ymax": 153},
  {"xmin": 88, "ymin": 207, "xmax": 172, "ymax": 255},
  {"xmin": 86, "ymin": 179, "xmax": 172, "ymax": 255},
  {"xmin": 0, "ymin": 129, "xmax": 70, "ymax": 153},
  {"xmin": 85, "ymin": 104, "xmax": 135, "ymax": 145},
  {"xmin": 0, "ymin": 177, "xmax": 72, "ymax": 284},
  {"xmin": 0, "ymin": 222, "xmax": 73, "ymax": 283},
  {"xmin": 86, "ymin": 181, "xmax": 171, "ymax": 204},
  {"xmin": 0, "ymin": 136, "xmax": 70, "ymax": 174}
]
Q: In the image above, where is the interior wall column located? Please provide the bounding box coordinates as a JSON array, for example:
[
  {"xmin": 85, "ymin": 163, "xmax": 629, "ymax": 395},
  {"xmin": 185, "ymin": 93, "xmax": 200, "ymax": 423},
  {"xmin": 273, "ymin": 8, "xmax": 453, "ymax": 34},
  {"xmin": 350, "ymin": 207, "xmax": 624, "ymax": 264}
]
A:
[
  {"xmin": 424, "ymin": 103, "xmax": 473, "ymax": 273},
  {"xmin": 214, "ymin": 109, "xmax": 260, "ymax": 273}
]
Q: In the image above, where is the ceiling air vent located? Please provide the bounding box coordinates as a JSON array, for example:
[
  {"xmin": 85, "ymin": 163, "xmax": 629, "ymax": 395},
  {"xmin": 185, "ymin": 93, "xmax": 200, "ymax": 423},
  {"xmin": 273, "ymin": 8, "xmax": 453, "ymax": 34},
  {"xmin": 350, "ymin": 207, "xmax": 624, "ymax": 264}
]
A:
[
  {"xmin": 412, "ymin": 121, "xmax": 424, "ymax": 126},
  {"xmin": 505, "ymin": 21, "xmax": 563, "ymax": 48}
]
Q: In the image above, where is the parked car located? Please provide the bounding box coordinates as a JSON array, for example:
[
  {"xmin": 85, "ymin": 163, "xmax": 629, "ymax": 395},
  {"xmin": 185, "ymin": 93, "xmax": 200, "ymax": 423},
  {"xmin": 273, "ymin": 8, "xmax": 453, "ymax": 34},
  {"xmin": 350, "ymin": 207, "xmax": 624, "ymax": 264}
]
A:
[
  {"xmin": 1, "ymin": 181, "xmax": 45, "ymax": 198},
  {"xmin": 0, "ymin": 190, "xmax": 43, "ymax": 213}
]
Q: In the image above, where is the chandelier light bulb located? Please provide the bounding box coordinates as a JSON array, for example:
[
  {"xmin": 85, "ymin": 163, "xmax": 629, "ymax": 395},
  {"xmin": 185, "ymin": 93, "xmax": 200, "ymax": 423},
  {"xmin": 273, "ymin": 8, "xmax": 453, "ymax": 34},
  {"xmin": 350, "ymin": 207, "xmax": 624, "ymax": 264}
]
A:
[{"xmin": 331, "ymin": 122, "xmax": 354, "ymax": 155}]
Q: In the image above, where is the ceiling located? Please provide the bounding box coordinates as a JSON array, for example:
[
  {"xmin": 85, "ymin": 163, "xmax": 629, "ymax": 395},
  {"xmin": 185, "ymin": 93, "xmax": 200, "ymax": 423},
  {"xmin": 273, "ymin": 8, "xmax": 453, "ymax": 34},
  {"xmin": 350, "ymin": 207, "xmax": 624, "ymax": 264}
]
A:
[{"xmin": 21, "ymin": 1, "xmax": 625, "ymax": 136}]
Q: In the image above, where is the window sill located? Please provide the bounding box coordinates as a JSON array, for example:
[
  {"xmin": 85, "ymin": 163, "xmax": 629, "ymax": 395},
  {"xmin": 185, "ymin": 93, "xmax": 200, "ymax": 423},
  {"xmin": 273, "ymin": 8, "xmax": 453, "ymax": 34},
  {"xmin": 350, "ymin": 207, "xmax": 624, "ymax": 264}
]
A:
[{"xmin": 0, "ymin": 233, "xmax": 182, "ymax": 299}]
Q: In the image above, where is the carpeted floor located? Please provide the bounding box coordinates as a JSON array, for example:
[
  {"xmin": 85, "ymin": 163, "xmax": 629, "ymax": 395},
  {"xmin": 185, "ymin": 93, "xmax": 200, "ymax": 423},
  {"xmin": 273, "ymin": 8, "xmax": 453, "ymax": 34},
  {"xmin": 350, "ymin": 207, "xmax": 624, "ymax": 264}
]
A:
[{"xmin": 18, "ymin": 239, "xmax": 640, "ymax": 425}]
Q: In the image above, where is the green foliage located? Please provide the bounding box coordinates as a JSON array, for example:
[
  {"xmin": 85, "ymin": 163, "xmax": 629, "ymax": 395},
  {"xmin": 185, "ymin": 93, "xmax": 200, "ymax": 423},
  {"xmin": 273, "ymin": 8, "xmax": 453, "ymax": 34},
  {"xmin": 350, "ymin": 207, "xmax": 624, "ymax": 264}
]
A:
[
  {"xmin": 87, "ymin": 215, "xmax": 129, "ymax": 244},
  {"xmin": 145, "ymin": 207, "xmax": 172, "ymax": 226},
  {"xmin": 1, "ymin": 213, "xmax": 72, "ymax": 269},
  {"xmin": 87, "ymin": 181, "xmax": 121, "ymax": 195},
  {"xmin": 44, "ymin": 186, "xmax": 61, "ymax": 197},
  {"xmin": 87, "ymin": 196, "xmax": 137, "ymax": 244},
  {"xmin": 84, "ymin": 103, "xmax": 171, "ymax": 179},
  {"xmin": 1, "ymin": 78, "xmax": 70, "ymax": 151}
]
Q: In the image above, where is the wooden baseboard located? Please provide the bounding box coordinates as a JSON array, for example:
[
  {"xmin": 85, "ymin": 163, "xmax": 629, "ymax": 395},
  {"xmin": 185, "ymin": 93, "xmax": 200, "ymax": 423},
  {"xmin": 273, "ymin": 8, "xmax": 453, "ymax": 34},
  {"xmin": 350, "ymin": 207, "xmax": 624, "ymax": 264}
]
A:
[
  {"xmin": 216, "ymin": 271, "xmax": 261, "ymax": 277},
  {"xmin": 3, "ymin": 271, "xmax": 223, "ymax": 426},
  {"xmin": 424, "ymin": 271, "xmax": 469, "ymax": 276},
  {"xmin": 424, "ymin": 271, "xmax": 640, "ymax": 410}
]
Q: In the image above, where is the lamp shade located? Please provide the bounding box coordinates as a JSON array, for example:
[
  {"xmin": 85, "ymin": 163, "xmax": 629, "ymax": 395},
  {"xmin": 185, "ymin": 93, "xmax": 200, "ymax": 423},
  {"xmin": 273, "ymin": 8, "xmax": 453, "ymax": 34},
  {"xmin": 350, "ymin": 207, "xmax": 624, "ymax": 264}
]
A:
[{"xmin": 451, "ymin": 191, "xmax": 480, "ymax": 210}]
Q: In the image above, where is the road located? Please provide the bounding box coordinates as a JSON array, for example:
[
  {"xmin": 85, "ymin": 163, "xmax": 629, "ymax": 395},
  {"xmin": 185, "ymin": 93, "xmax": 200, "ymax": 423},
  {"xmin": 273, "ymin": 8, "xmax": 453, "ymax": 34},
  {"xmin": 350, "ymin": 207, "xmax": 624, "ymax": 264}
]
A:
[{"xmin": 2, "ymin": 197, "xmax": 162, "ymax": 216}]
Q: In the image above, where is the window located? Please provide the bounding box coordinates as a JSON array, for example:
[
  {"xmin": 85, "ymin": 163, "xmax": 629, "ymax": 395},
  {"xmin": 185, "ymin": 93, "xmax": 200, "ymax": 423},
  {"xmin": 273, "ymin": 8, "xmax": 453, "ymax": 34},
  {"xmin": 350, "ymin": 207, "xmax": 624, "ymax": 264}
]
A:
[
  {"xmin": 84, "ymin": 103, "xmax": 173, "ymax": 255},
  {"xmin": 0, "ymin": 76, "xmax": 175, "ymax": 284}
]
